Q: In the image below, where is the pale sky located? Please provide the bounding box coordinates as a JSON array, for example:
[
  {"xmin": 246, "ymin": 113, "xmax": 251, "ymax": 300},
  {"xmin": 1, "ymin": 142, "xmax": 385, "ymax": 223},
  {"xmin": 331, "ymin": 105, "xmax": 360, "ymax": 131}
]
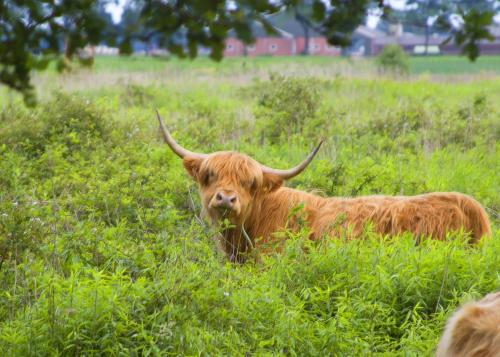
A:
[{"xmin": 106, "ymin": 0, "xmax": 126, "ymax": 24}]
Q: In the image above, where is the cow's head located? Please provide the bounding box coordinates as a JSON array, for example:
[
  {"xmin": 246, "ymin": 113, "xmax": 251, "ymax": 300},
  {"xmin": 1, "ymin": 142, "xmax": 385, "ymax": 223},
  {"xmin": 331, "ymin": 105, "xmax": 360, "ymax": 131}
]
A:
[
  {"xmin": 156, "ymin": 112, "xmax": 322, "ymax": 228},
  {"xmin": 437, "ymin": 291, "xmax": 500, "ymax": 357}
]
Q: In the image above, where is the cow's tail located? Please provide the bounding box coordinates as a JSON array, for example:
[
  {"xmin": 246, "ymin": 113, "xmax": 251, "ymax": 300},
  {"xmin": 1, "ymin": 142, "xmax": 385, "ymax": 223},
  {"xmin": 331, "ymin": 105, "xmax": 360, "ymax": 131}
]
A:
[{"xmin": 461, "ymin": 195, "xmax": 492, "ymax": 243}]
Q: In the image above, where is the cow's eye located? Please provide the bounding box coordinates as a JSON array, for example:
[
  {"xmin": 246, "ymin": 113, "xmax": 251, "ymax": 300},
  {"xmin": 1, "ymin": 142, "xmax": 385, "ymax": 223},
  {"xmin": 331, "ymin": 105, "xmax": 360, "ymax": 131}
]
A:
[
  {"xmin": 250, "ymin": 179, "xmax": 257, "ymax": 193},
  {"xmin": 243, "ymin": 178, "xmax": 257, "ymax": 192},
  {"xmin": 201, "ymin": 171, "xmax": 215, "ymax": 186}
]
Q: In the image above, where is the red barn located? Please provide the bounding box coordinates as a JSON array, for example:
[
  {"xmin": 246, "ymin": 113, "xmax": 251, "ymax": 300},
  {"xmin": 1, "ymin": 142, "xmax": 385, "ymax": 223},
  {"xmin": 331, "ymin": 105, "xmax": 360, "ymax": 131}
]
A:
[
  {"xmin": 224, "ymin": 25, "xmax": 296, "ymax": 57},
  {"xmin": 224, "ymin": 12, "xmax": 500, "ymax": 58},
  {"xmin": 223, "ymin": 12, "xmax": 341, "ymax": 57}
]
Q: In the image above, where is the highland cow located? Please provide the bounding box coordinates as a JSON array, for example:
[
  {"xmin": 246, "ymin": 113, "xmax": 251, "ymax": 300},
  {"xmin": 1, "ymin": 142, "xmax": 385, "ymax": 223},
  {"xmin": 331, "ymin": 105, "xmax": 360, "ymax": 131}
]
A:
[
  {"xmin": 437, "ymin": 292, "xmax": 500, "ymax": 357},
  {"xmin": 156, "ymin": 112, "xmax": 491, "ymax": 262}
]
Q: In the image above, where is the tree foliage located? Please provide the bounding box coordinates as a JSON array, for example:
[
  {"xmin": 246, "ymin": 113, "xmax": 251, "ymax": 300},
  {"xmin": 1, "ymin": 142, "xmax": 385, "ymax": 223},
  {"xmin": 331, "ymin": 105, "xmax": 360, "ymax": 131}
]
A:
[
  {"xmin": 0, "ymin": 0, "xmax": 115, "ymax": 105},
  {"xmin": 0, "ymin": 0, "xmax": 499, "ymax": 105}
]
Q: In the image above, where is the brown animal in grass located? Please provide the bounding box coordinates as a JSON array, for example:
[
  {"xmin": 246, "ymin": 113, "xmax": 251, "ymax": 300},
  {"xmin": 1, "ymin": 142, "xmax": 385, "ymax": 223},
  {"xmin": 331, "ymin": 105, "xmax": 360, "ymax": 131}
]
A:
[
  {"xmin": 437, "ymin": 292, "xmax": 500, "ymax": 357},
  {"xmin": 156, "ymin": 112, "xmax": 491, "ymax": 262}
]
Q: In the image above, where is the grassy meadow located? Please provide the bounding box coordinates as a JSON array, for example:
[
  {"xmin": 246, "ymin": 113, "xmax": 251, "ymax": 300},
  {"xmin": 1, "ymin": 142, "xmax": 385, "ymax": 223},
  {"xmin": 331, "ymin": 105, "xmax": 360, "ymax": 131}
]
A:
[{"xmin": 0, "ymin": 55, "xmax": 499, "ymax": 355}]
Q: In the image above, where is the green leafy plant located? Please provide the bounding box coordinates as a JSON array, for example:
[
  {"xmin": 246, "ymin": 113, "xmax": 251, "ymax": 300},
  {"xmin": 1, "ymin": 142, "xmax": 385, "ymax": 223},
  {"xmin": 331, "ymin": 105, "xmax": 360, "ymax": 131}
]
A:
[
  {"xmin": 0, "ymin": 57, "xmax": 498, "ymax": 355},
  {"xmin": 255, "ymin": 74, "xmax": 323, "ymax": 143},
  {"xmin": 376, "ymin": 45, "xmax": 410, "ymax": 75}
]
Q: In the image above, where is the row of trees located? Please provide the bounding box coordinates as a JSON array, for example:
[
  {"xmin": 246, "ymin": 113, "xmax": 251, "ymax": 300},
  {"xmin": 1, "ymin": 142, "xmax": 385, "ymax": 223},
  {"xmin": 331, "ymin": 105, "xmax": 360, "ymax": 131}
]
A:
[
  {"xmin": 381, "ymin": 0, "xmax": 498, "ymax": 56},
  {"xmin": 0, "ymin": 0, "xmax": 498, "ymax": 104}
]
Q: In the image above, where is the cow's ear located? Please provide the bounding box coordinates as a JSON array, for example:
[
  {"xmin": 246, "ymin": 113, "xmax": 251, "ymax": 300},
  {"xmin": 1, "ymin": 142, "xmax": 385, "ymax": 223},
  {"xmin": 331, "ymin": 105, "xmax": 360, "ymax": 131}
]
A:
[
  {"xmin": 183, "ymin": 156, "xmax": 203, "ymax": 180},
  {"xmin": 262, "ymin": 173, "xmax": 283, "ymax": 193}
]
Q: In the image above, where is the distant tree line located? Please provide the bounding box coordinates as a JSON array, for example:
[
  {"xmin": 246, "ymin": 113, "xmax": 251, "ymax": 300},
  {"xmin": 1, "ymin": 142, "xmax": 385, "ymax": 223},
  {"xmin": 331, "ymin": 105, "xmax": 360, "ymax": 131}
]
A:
[
  {"xmin": 0, "ymin": 0, "xmax": 498, "ymax": 105},
  {"xmin": 380, "ymin": 0, "xmax": 498, "ymax": 56}
]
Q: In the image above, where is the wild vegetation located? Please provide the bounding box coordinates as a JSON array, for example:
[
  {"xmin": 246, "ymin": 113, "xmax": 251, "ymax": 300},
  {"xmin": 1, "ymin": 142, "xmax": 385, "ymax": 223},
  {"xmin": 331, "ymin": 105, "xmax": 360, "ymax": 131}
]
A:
[
  {"xmin": 376, "ymin": 45, "xmax": 410, "ymax": 75},
  {"xmin": 0, "ymin": 56, "xmax": 499, "ymax": 355}
]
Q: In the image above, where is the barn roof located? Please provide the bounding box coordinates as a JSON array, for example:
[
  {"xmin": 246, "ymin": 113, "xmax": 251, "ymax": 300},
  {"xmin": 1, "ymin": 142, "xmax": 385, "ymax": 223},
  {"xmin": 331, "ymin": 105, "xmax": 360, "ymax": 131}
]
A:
[
  {"xmin": 227, "ymin": 20, "xmax": 293, "ymax": 39},
  {"xmin": 353, "ymin": 25, "xmax": 384, "ymax": 39},
  {"xmin": 488, "ymin": 25, "xmax": 500, "ymax": 38},
  {"xmin": 374, "ymin": 33, "xmax": 447, "ymax": 46},
  {"xmin": 266, "ymin": 10, "xmax": 323, "ymax": 37}
]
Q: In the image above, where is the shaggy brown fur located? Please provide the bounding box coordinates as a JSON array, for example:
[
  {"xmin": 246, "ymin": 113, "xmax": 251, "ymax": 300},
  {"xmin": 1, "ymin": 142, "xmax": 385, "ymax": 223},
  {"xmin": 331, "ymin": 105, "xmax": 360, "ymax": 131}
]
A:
[
  {"xmin": 436, "ymin": 292, "xmax": 500, "ymax": 357},
  {"xmin": 181, "ymin": 151, "xmax": 490, "ymax": 261}
]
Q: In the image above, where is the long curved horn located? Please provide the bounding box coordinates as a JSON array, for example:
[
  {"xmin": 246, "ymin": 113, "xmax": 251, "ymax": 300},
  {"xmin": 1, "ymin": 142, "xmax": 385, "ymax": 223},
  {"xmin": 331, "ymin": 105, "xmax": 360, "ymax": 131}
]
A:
[
  {"xmin": 156, "ymin": 110, "xmax": 207, "ymax": 159},
  {"xmin": 261, "ymin": 140, "xmax": 324, "ymax": 180}
]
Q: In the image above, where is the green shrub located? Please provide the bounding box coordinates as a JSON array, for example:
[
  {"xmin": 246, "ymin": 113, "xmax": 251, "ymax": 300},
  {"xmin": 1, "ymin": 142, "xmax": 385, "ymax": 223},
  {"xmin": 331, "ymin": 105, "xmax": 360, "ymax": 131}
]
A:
[
  {"xmin": 0, "ymin": 93, "xmax": 112, "ymax": 156},
  {"xmin": 254, "ymin": 74, "xmax": 323, "ymax": 143},
  {"xmin": 121, "ymin": 84, "xmax": 156, "ymax": 107},
  {"xmin": 0, "ymin": 60, "xmax": 499, "ymax": 355},
  {"xmin": 376, "ymin": 45, "xmax": 410, "ymax": 75}
]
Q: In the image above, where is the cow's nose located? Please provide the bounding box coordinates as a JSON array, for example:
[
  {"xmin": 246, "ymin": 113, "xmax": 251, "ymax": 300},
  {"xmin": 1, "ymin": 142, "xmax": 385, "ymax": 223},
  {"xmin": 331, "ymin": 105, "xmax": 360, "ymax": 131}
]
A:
[{"xmin": 214, "ymin": 192, "xmax": 237, "ymax": 210}]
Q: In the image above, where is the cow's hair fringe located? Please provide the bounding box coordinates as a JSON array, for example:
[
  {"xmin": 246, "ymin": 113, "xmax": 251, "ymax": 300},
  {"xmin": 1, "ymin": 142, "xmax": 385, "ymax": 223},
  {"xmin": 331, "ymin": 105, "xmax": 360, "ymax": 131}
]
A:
[{"xmin": 437, "ymin": 292, "xmax": 500, "ymax": 357}]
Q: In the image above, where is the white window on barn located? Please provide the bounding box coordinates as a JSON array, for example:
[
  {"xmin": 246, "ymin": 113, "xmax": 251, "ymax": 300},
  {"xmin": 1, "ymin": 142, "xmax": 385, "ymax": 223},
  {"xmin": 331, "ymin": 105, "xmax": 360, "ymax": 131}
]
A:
[
  {"xmin": 269, "ymin": 43, "xmax": 278, "ymax": 52},
  {"xmin": 413, "ymin": 45, "xmax": 440, "ymax": 55},
  {"xmin": 226, "ymin": 43, "xmax": 234, "ymax": 52},
  {"xmin": 247, "ymin": 45, "xmax": 255, "ymax": 51}
]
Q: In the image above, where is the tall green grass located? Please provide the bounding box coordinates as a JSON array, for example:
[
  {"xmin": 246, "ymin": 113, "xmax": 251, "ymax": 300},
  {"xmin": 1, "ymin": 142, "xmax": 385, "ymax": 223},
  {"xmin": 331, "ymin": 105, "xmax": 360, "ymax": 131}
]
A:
[
  {"xmin": 44, "ymin": 55, "xmax": 350, "ymax": 73},
  {"xmin": 0, "ymin": 61, "xmax": 499, "ymax": 355},
  {"xmin": 85, "ymin": 55, "xmax": 500, "ymax": 75}
]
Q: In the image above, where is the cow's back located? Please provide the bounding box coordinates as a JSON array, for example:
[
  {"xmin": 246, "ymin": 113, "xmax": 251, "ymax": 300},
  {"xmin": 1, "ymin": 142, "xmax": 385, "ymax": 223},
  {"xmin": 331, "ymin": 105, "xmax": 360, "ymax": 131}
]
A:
[{"xmin": 314, "ymin": 192, "xmax": 490, "ymax": 242}]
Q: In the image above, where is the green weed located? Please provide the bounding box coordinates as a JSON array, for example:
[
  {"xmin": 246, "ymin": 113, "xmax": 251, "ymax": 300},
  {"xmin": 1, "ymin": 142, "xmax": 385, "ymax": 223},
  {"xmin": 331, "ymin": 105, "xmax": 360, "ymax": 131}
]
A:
[{"xmin": 0, "ymin": 59, "xmax": 499, "ymax": 355}]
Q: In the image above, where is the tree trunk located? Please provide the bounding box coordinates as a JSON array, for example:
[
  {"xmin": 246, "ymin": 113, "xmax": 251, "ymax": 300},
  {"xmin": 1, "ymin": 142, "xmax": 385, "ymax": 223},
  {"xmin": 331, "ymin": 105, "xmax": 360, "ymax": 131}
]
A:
[
  {"xmin": 295, "ymin": 11, "xmax": 309, "ymax": 56},
  {"xmin": 302, "ymin": 25, "xmax": 310, "ymax": 55},
  {"xmin": 424, "ymin": 23, "xmax": 429, "ymax": 56}
]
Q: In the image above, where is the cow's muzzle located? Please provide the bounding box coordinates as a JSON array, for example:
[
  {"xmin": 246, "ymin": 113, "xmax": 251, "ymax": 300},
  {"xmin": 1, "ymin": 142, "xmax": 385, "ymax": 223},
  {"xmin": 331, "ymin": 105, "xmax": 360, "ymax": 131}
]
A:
[{"xmin": 212, "ymin": 191, "xmax": 238, "ymax": 210}]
